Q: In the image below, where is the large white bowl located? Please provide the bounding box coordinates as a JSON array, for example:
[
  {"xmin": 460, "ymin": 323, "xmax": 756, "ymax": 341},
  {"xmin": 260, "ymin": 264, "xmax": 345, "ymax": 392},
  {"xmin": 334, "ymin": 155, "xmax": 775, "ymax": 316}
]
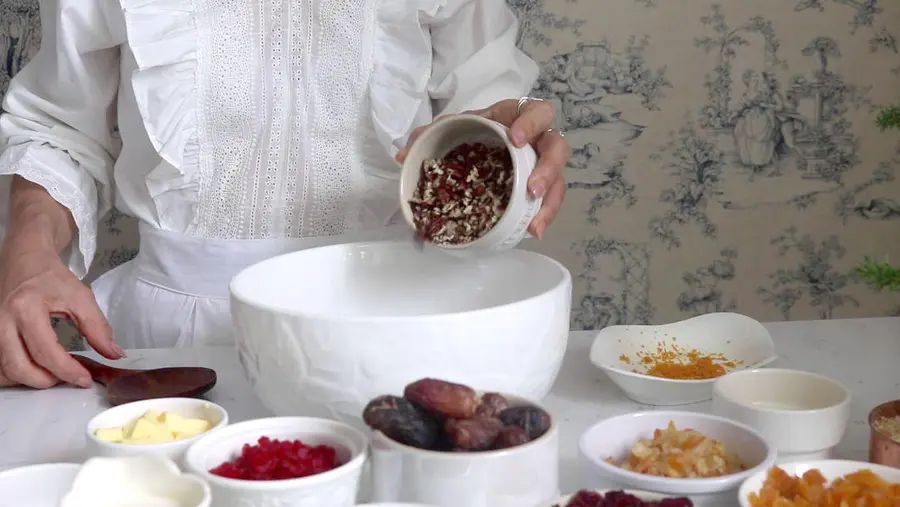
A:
[
  {"xmin": 368, "ymin": 393, "xmax": 559, "ymax": 507},
  {"xmin": 183, "ymin": 416, "xmax": 368, "ymax": 507},
  {"xmin": 590, "ymin": 313, "xmax": 777, "ymax": 405},
  {"xmin": 230, "ymin": 240, "xmax": 571, "ymax": 429},
  {"xmin": 738, "ymin": 459, "xmax": 900, "ymax": 506},
  {"xmin": 712, "ymin": 369, "xmax": 851, "ymax": 463},
  {"xmin": 579, "ymin": 411, "xmax": 776, "ymax": 505}
]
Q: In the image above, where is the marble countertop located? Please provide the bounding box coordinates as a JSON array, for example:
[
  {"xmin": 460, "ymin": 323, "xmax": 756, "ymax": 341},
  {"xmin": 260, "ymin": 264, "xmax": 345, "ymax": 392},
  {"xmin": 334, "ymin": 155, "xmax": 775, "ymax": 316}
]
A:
[{"xmin": 1, "ymin": 317, "xmax": 899, "ymax": 496}]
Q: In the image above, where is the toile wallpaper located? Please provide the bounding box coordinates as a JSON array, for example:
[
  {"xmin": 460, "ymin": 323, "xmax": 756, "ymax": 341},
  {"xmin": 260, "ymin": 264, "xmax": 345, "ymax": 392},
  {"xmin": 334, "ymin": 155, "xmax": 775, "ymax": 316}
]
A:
[{"xmin": 2, "ymin": 0, "xmax": 900, "ymax": 349}]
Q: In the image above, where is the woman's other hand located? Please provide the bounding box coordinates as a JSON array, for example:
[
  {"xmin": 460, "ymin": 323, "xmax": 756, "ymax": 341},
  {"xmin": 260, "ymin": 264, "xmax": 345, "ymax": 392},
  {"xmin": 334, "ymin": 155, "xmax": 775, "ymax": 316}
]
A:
[{"xmin": 398, "ymin": 98, "xmax": 569, "ymax": 239}]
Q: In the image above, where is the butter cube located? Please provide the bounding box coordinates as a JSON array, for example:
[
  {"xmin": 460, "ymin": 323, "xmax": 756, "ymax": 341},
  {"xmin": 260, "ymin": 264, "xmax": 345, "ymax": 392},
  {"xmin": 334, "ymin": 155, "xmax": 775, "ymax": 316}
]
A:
[
  {"xmin": 124, "ymin": 431, "xmax": 176, "ymax": 445},
  {"xmin": 129, "ymin": 418, "xmax": 168, "ymax": 440},
  {"xmin": 162, "ymin": 413, "xmax": 211, "ymax": 437},
  {"xmin": 94, "ymin": 427, "xmax": 125, "ymax": 443}
]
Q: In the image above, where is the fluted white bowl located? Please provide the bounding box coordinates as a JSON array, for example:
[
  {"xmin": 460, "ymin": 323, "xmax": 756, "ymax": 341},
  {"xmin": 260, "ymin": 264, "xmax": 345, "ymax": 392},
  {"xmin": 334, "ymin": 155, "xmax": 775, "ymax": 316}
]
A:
[{"xmin": 229, "ymin": 240, "xmax": 571, "ymax": 429}]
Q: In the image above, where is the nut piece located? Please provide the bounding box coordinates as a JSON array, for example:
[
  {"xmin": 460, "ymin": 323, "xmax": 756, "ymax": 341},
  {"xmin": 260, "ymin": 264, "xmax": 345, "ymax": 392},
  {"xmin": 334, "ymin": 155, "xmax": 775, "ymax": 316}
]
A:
[
  {"xmin": 494, "ymin": 426, "xmax": 530, "ymax": 449},
  {"xmin": 444, "ymin": 416, "xmax": 504, "ymax": 451},
  {"xmin": 404, "ymin": 378, "xmax": 480, "ymax": 419},
  {"xmin": 499, "ymin": 406, "xmax": 552, "ymax": 440},
  {"xmin": 362, "ymin": 395, "xmax": 440, "ymax": 449},
  {"xmin": 475, "ymin": 392, "xmax": 510, "ymax": 418}
]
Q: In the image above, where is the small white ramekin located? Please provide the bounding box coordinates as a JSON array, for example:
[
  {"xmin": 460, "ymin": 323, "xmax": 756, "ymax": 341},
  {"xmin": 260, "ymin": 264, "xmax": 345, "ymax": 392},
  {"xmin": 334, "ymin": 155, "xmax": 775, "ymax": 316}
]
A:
[
  {"xmin": 183, "ymin": 416, "xmax": 368, "ymax": 507},
  {"xmin": 0, "ymin": 463, "xmax": 81, "ymax": 507},
  {"xmin": 85, "ymin": 397, "xmax": 228, "ymax": 466},
  {"xmin": 399, "ymin": 114, "xmax": 540, "ymax": 256}
]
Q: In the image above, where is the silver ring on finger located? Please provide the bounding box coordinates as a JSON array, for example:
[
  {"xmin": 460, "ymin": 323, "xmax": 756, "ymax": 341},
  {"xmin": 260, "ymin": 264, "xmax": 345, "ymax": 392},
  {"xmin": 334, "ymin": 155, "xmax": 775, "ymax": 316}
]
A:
[
  {"xmin": 516, "ymin": 96, "xmax": 545, "ymax": 118},
  {"xmin": 545, "ymin": 127, "xmax": 565, "ymax": 138}
]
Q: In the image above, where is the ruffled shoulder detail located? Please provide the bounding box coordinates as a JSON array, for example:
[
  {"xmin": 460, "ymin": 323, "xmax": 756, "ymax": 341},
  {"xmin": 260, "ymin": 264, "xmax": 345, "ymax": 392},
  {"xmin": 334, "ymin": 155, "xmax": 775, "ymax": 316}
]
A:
[
  {"xmin": 368, "ymin": 0, "xmax": 447, "ymax": 160},
  {"xmin": 119, "ymin": 0, "xmax": 199, "ymax": 182}
]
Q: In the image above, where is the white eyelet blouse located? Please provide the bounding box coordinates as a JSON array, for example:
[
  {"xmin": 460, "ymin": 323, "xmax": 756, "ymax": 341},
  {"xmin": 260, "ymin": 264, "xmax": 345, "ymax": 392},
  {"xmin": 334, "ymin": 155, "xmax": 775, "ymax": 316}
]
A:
[{"xmin": 0, "ymin": 0, "xmax": 539, "ymax": 279}]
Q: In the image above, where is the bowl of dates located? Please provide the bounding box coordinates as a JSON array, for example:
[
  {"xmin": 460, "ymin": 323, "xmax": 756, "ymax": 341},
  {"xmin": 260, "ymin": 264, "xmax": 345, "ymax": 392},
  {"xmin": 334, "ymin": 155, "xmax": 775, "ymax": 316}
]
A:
[
  {"xmin": 399, "ymin": 113, "xmax": 541, "ymax": 255},
  {"xmin": 184, "ymin": 416, "xmax": 367, "ymax": 507},
  {"xmin": 363, "ymin": 378, "xmax": 559, "ymax": 507},
  {"xmin": 229, "ymin": 239, "xmax": 571, "ymax": 430},
  {"xmin": 547, "ymin": 489, "xmax": 693, "ymax": 507}
]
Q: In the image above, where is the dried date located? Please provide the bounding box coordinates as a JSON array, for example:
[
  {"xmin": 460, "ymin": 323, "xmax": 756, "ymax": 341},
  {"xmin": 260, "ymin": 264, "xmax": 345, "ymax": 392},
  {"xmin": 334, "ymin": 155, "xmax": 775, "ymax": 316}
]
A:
[
  {"xmin": 494, "ymin": 426, "xmax": 530, "ymax": 449},
  {"xmin": 499, "ymin": 406, "xmax": 552, "ymax": 440},
  {"xmin": 362, "ymin": 395, "xmax": 440, "ymax": 449},
  {"xmin": 475, "ymin": 392, "xmax": 509, "ymax": 418},
  {"xmin": 404, "ymin": 378, "xmax": 480, "ymax": 419},
  {"xmin": 444, "ymin": 416, "xmax": 504, "ymax": 451}
]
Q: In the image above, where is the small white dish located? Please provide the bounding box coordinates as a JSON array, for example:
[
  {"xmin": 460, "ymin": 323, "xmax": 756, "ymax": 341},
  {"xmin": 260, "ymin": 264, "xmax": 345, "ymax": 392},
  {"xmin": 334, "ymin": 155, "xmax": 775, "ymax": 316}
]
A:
[
  {"xmin": 0, "ymin": 463, "xmax": 81, "ymax": 507},
  {"xmin": 399, "ymin": 113, "xmax": 540, "ymax": 256},
  {"xmin": 369, "ymin": 394, "xmax": 559, "ymax": 507},
  {"xmin": 738, "ymin": 459, "xmax": 900, "ymax": 506},
  {"xmin": 712, "ymin": 368, "xmax": 851, "ymax": 463},
  {"xmin": 542, "ymin": 489, "xmax": 682, "ymax": 506},
  {"xmin": 184, "ymin": 416, "xmax": 368, "ymax": 507},
  {"xmin": 61, "ymin": 455, "xmax": 211, "ymax": 507},
  {"xmin": 86, "ymin": 397, "xmax": 228, "ymax": 466},
  {"xmin": 579, "ymin": 411, "xmax": 775, "ymax": 505},
  {"xmin": 590, "ymin": 312, "xmax": 777, "ymax": 405}
]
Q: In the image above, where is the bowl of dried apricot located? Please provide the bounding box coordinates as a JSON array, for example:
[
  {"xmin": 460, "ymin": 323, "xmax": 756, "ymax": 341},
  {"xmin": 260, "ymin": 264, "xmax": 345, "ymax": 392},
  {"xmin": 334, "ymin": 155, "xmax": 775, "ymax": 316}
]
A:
[
  {"xmin": 579, "ymin": 411, "xmax": 775, "ymax": 503},
  {"xmin": 589, "ymin": 312, "xmax": 777, "ymax": 406},
  {"xmin": 738, "ymin": 460, "xmax": 900, "ymax": 506}
]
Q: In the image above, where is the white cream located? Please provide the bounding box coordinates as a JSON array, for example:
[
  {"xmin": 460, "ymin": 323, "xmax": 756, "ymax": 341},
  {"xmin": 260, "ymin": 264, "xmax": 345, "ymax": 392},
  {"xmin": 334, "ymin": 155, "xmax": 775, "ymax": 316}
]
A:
[{"xmin": 60, "ymin": 455, "xmax": 209, "ymax": 507}]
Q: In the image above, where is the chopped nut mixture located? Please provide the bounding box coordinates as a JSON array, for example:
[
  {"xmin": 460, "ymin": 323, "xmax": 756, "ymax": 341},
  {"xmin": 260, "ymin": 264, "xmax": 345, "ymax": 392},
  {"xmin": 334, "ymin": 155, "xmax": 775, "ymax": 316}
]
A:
[
  {"xmin": 409, "ymin": 142, "xmax": 513, "ymax": 245},
  {"xmin": 874, "ymin": 414, "xmax": 900, "ymax": 443}
]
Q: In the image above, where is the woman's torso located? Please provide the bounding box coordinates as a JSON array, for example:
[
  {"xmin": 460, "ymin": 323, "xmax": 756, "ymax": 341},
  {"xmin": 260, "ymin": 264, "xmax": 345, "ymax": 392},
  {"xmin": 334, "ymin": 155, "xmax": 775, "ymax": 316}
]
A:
[{"xmin": 108, "ymin": 0, "xmax": 443, "ymax": 241}]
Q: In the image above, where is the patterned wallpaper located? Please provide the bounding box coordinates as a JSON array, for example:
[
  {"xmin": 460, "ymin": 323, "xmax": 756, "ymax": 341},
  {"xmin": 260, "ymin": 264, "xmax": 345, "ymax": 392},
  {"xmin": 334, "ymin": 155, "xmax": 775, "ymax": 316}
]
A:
[{"xmin": 2, "ymin": 0, "xmax": 900, "ymax": 349}]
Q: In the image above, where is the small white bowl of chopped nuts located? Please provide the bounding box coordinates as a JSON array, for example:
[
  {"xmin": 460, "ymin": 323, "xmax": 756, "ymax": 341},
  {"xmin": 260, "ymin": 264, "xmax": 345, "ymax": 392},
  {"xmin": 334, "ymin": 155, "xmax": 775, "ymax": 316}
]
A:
[
  {"xmin": 579, "ymin": 411, "xmax": 776, "ymax": 506},
  {"xmin": 399, "ymin": 114, "xmax": 541, "ymax": 255}
]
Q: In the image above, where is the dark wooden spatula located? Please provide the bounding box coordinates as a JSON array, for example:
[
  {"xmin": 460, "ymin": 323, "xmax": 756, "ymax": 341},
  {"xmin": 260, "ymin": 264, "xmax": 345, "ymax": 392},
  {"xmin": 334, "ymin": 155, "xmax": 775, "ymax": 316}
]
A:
[{"xmin": 71, "ymin": 354, "xmax": 217, "ymax": 406}]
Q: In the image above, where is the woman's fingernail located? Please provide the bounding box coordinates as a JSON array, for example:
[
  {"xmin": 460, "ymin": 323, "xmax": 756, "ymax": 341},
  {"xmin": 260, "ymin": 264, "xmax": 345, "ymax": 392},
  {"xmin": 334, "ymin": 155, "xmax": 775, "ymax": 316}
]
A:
[
  {"xmin": 530, "ymin": 182, "xmax": 546, "ymax": 198},
  {"xmin": 76, "ymin": 375, "xmax": 93, "ymax": 388},
  {"xmin": 113, "ymin": 344, "xmax": 127, "ymax": 358}
]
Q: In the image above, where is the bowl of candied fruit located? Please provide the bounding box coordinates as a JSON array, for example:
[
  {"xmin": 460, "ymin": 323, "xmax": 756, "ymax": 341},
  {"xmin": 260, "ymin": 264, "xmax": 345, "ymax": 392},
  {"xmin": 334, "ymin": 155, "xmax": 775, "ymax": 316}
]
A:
[
  {"xmin": 363, "ymin": 378, "xmax": 559, "ymax": 507},
  {"xmin": 399, "ymin": 113, "xmax": 541, "ymax": 255},
  {"xmin": 579, "ymin": 411, "xmax": 775, "ymax": 506},
  {"xmin": 183, "ymin": 416, "xmax": 368, "ymax": 507},
  {"xmin": 546, "ymin": 489, "xmax": 693, "ymax": 507}
]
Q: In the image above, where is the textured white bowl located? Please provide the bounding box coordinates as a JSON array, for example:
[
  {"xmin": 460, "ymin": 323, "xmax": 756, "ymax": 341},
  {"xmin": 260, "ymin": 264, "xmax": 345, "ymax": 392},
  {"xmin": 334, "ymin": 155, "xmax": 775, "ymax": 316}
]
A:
[
  {"xmin": 0, "ymin": 463, "xmax": 81, "ymax": 507},
  {"xmin": 738, "ymin": 459, "xmax": 900, "ymax": 506},
  {"xmin": 369, "ymin": 394, "xmax": 559, "ymax": 507},
  {"xmin": 399, "ymin": 114, "xmax": 541, "ymax": 255},
  {"xmin": 183, "ymin": 417, "xmax": 368, "ymax": 507},
  {"xmin": 712, "ymin": 368, "xmax": 851, "ymax": 463},
  {"xmin": 542, "ymin": 489, "xmax": 680, "ymax": 506},
  {"xmin": 590, "ymin": 313, "xmax": 777, "ymax": 405},
  {"xmin": 579, "ymin": 411, "xmax": 776, "ymax": 503},
  {"xmin": 85, "ymin": 397, "xmax": 228, "ymax": 466},
  {"xmin": 230, "ymin": 240, "xmax": 571, "ymax": 429}
]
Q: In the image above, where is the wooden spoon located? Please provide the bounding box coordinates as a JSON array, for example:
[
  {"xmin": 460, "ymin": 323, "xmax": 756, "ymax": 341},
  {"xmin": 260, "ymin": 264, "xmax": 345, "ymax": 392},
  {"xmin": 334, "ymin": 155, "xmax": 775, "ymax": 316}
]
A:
[{"xmin": 71, "ymin": 354, "xmax": 217, "ymax": 406}]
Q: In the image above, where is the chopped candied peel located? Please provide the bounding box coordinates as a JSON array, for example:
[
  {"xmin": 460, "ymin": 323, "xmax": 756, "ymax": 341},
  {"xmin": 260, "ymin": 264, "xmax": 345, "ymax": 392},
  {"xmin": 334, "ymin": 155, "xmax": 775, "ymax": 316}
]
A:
[
  {"xmin": 607, "ymin": 421, "xmax": 746, "ymax": 479},
  {"xmin": 621, "ymin": 340, "xmax": 743, "ymax": 380},
  {"xmin": 747, "ymin": 466, "xmax": 900, "ymax": 506}
]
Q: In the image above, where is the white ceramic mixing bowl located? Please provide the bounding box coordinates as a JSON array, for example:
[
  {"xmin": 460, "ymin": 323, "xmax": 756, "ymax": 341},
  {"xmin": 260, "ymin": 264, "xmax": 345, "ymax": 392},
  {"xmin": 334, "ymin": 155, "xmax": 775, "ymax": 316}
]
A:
[{"xmin": 230, "ymin": 240, "xmax": 572, "ymax": 429}]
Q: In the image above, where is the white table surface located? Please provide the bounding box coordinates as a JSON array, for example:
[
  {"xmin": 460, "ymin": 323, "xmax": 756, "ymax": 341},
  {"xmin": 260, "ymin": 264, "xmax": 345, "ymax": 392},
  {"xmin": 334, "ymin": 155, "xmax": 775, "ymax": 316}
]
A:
[{"xmin": 1, "ymin": 317, "xmax": 899, "ymax": 496}]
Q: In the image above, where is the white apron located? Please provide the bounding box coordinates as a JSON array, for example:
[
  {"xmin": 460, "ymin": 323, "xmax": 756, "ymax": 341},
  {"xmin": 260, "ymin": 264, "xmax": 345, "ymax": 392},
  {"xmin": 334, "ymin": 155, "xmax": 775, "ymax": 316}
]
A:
[{"xmin": 89, "ymin": 221, "xmax": 408, "ymax": 350}]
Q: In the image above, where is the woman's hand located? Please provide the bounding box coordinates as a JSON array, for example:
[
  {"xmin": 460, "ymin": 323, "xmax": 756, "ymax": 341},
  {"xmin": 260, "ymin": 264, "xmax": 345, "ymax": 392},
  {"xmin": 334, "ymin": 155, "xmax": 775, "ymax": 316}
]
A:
[{"xmin": 397, "ymin": 98, "xmax": 570, "ymax": 239}]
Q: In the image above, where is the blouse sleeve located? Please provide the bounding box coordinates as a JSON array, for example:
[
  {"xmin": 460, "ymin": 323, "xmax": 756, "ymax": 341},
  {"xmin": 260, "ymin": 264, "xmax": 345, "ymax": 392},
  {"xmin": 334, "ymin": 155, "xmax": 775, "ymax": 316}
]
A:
[
  {"xmin": 0, "ymin": 0, "xmax": 122, "ymax": 279},
  {"xmin": 426, "ymin": 0, "xmax": 540, "ymax": 116}
]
